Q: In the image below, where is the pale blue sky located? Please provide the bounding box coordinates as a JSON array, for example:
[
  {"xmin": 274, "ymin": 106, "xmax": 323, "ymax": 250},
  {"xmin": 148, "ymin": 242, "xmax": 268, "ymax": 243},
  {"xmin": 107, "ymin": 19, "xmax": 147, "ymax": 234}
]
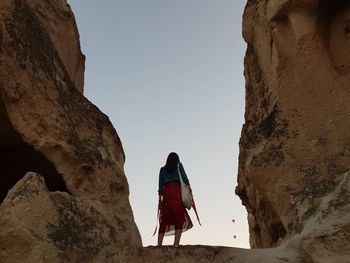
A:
[{"xmin": 67, "ymin": 0, "xmax": 248, "ymax": 247}]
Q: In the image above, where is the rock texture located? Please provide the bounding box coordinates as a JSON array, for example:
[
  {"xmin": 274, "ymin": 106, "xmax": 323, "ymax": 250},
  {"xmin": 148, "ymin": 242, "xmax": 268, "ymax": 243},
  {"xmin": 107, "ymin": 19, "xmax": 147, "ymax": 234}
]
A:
[
  {"xmin": 1, "ymin": 173, "xmax": 138, "ymax": 262},
  {"xmin": 0, "ymin": 0, "xmax": 141, "ymax": 261},
  {"xmin": 1, "ymin": 0, "xmax": 350, "ymax": 262},
  {"xmin": 0, "ymin": 173, "xmax": 301, "ymax": 262},
  {"xmin": 236, "ymin": 0, "xmax": 350, "ymax": 260}
]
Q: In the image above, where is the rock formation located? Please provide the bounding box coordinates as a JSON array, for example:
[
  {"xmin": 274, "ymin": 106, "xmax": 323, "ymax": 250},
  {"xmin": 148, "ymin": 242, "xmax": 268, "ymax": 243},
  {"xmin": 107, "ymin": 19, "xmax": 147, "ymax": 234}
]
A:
[
  {"xmin": 1, "ymin": 0, "xmax": 349, "ymax": 262},
  {"xmin": 0, "ymin": 0, "xmax": 141, "ymax": 261},
  {"xmin": 236, "ymin": 0, "xmax": 350, "ymax": 260}
]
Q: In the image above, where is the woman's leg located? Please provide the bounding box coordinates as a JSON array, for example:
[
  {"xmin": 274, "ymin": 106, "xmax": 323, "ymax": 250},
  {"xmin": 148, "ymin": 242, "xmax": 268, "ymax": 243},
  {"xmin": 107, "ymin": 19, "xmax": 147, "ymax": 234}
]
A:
[
  {"xmin": 174, "ymin": 229, "xmax": 182, "ymax": 246},
  {"xmin": 158, "ymin": 232, "xmax": 164, "ymax": 246}
]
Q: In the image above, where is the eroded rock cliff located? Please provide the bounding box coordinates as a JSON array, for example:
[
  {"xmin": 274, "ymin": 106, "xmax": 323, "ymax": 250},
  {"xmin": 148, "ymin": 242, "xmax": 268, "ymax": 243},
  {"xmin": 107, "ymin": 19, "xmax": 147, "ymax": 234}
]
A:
[
  {"xmin": 0, "ymin": 0, "xmax": 141, "ymax": 261},
  {"xmin": 1, "ymin": 0, "xmax": 349, "ymax": 262},
  {"xmin": 237, "ymin": 0, "xmax": 350, "ymax": 260}
]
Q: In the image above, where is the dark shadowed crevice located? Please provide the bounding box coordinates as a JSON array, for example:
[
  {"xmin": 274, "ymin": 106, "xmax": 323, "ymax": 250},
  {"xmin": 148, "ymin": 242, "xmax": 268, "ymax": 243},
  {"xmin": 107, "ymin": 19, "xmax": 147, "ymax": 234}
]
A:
[
  {"xmin": 318, "ymin": 0, "xmax": 350, "ymax": 43},
  {"xmin": 252, "ymin": 200, "xmax": 287, "ymax": 248},
  {"xmin": 0, "ymin": 102, "xmax": 68, "ymax": 203},
  {"xmin": 318, "ymin": 0, "xmax": 350, "ymax": 28},
  {"xmin": 270, "ymin": 222, "xmax": 287, "ymax": 244}
]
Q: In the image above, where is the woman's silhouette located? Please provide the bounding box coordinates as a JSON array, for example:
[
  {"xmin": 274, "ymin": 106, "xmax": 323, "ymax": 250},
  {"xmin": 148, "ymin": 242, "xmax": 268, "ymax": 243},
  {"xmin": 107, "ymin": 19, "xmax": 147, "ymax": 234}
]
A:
[{"xmin": 157, "ymin": 152, "xmax": 193, "ymax": 246}]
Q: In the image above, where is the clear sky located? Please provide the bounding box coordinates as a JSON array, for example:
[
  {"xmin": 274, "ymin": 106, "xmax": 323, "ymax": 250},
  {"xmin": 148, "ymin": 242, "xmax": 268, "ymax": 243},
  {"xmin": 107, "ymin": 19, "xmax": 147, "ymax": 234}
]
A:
[{"xmin": 67, "ymin": 0, "xmax": 248, "ymax": 248}]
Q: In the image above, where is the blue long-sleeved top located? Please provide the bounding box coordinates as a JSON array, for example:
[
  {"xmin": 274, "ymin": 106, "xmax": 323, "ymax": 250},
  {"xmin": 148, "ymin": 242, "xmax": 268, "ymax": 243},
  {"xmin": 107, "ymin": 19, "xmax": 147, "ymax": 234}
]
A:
[{"xmin": 158, "ymin": 163, "xmax": 190, "ymax": 196}]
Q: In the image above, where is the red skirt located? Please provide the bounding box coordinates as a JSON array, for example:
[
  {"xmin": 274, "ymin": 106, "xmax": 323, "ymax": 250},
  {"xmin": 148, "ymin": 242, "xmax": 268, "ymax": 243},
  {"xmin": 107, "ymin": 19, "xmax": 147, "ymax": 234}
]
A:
[{"xmin": 159, "ymin": 181, "xmax": 193, "ymax": 236}]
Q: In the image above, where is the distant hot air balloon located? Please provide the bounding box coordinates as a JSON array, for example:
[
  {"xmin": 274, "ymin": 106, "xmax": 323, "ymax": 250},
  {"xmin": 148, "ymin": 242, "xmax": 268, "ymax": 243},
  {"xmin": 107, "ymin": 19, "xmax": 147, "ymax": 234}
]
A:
[
  {"xmin": 231, "ymin": 219, "xmax": 235, "ymax": 223},
  {"xmin": 233, "ymin": 235, "xmax": 237, "ymax": 239}
]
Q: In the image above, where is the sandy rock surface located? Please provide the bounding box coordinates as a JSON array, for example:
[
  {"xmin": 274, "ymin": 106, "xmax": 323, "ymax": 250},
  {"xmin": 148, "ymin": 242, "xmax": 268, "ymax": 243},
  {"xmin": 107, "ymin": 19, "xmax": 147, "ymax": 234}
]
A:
[
  {"xmin": 0, "ymin": 0, "xmax": 140, "ymax": 261},
  {"xmin": 1, "ymin": 173, "xmax": 138, "ymax": 263},
  {"xmin": 1, "ymin": 0, "xmax": 349, "ymax": 262},
  {"xmin": 236, "ymin": 0, "xmax": 350, "ymax": 259}
]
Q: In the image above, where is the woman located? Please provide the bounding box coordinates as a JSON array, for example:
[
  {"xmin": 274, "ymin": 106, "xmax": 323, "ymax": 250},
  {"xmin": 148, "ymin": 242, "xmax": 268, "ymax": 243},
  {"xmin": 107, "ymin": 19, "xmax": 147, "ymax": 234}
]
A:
[{"xmin": 157, "ymin": 152, "xmax": 193, "ymax": 246}]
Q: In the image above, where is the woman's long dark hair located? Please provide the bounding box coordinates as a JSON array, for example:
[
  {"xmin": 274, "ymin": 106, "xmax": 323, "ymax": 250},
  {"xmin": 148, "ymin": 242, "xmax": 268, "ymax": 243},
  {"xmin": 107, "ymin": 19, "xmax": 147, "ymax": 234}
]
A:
[{"xmin": 165, "ymin": 152, "xmax": 180, "ymax": 173}]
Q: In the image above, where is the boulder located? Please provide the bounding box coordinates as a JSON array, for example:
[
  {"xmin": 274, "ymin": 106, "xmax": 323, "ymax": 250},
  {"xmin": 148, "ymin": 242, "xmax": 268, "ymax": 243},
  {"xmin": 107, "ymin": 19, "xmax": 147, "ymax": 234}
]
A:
[{"xmin": 0, "ymin": 172, "xmax": 138, "ymax": 263}]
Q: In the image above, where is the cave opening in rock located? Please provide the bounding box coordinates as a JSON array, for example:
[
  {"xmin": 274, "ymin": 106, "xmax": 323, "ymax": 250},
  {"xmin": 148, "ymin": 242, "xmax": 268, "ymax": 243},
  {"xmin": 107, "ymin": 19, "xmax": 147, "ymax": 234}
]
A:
[
  {"xmin": 0, "ymin": 102, "xmax": 68, "ymax": 203},
  {"xmin": 318, "ymin": 0, "xmax": 350, "ymax": 28}
]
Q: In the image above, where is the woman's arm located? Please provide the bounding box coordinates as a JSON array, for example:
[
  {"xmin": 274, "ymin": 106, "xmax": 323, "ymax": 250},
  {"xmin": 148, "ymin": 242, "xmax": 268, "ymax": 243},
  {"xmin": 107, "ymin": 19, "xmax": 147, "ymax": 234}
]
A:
[
  {"xmin": 179, "ymin": 163, "xmax": 190, "ymax": 186},
  {"xmin": 158, "ymin": 167, "xmax": 164, "ymax": 196}
]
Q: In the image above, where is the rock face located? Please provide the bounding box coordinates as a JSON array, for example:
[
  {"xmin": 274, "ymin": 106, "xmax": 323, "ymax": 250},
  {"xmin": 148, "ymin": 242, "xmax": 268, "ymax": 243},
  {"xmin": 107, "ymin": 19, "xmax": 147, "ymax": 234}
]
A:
[
  {"xmin": 0, "ymin": 0, "xmax": 141, "ymax": 261},
  {"xmin": 236, "ymin": 0, "xmax": 350, "ymax": 259},
  {"xmin": 1, "ymin": 173, "xmax": 138, "ymax": 262},
  {"xmin": 1, "ymin": 0, "xmax": 349, "ymax": 262}
]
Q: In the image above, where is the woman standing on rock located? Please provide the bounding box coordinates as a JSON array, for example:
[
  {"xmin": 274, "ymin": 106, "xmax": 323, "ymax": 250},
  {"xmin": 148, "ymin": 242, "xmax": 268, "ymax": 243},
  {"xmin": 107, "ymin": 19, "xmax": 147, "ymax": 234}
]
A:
[{"xmin": 157, "ymin": 152, "xmax": 193, "ymax": 246}]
